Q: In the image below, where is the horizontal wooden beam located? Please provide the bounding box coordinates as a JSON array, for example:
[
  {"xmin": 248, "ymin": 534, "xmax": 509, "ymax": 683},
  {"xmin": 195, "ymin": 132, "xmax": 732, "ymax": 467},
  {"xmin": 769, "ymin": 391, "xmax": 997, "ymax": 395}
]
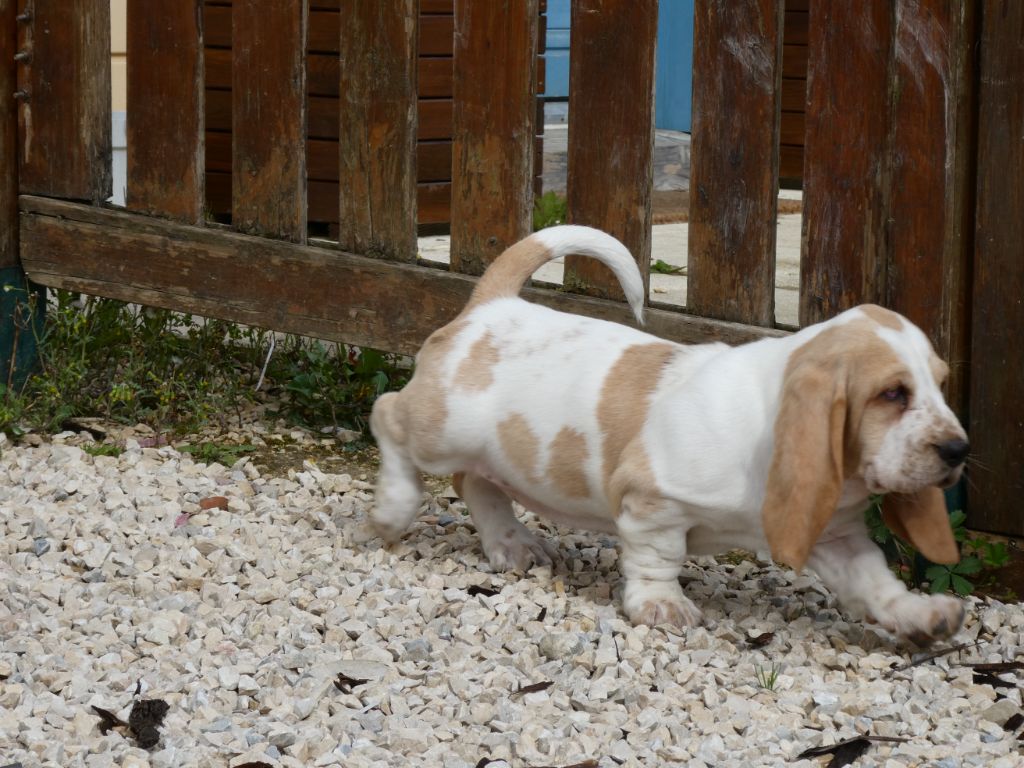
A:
[{"xmin": 19, "ymin": 196, "xmax": 784, "ymax": 355}]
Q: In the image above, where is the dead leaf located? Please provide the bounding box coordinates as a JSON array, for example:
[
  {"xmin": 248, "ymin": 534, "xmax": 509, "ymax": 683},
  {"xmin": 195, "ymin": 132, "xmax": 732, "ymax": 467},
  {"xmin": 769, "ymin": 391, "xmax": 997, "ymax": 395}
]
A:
[
  {"xmin": 334, "ymin": 673, "xmax": 369, "ymax": 694},
  {"xmin": 199, "ymin": 496, "xmax": 229, "ymax": 511},
  {"xmin": 91, "ymin": 705, "xmax": 126, "ymax": 735},
  {"xmin": 128, "ymin": 698, "xmax": 169, "ymax": 749},
  {"xmin": 511, "ymin": 681, "xmax": 553, "ymax": 698}
]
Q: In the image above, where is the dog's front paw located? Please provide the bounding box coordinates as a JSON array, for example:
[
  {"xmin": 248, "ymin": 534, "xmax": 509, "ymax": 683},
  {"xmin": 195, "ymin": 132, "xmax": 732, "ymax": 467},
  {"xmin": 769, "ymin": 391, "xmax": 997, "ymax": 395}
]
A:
[
  {"xmin": 623, "ymin": 580, "xmax": 703, "ymax": 629},
  {"xmin": 481, "ymin": 527, "xmax": 553, "ymax": 572},
  {"xmin": 873, "ymin": 592, "xmax": 965, "ymax": 646}
]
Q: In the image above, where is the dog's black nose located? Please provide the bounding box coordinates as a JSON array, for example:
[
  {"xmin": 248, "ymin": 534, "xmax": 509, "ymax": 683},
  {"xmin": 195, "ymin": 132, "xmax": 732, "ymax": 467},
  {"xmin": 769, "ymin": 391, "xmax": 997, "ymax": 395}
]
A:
[{"xmin": 936, "ymin": 439, "xmax": 970, "ymax": 467}]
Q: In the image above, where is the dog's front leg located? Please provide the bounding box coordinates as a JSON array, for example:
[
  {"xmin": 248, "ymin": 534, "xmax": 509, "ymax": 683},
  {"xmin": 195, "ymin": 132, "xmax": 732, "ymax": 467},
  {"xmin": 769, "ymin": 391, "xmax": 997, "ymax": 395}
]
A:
[
  {"xmin": 807, "ymin": 530, "xmax": 965, "ymax": 646},
  {"xmin": 617, "ymin": 493, "xmax": 702, "ymax": 628}
]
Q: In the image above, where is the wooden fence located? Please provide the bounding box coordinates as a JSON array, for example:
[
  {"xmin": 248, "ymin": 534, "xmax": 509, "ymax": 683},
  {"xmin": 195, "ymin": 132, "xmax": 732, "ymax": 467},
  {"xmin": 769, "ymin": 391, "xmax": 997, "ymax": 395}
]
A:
[{"xmin": 1, "ymin": 0, "xmax": 1021, "ymax": 536}]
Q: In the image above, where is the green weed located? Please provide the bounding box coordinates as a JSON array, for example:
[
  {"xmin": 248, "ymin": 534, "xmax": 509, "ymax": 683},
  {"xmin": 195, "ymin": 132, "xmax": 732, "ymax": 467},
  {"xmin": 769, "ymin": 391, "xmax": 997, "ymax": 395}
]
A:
[
  {"xmin": 82, "ymin": 443, "xmax": 123, "ymax": 458},
  {"xmin": 866, "ymin": 499, "xmax": 1009, "ymax": 597},
  {"xmin": 177, "ymin": 441, "xmax": 256, "ymax": 466},
  {"xmin": 0, "ymin": 291, "xmax": 407, "ymax": 439},
  {"xmin": 533, "ymin": 191, "xmax": 568, "ymax": 231},
  {"xmin": 755, "ymin": 663, "xmax": 781, "ymax": 691},
  {"xmin": 651, "ymin": 259, "xmax": 685, "ymax": 275}
]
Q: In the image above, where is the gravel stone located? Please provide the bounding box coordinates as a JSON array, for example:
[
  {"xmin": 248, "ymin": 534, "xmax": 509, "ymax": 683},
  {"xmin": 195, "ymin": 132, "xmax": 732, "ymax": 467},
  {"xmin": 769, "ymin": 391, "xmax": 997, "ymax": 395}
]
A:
[{"xmin": 1, "ymin": 428, "xmax": 1022, "ymax": 767}]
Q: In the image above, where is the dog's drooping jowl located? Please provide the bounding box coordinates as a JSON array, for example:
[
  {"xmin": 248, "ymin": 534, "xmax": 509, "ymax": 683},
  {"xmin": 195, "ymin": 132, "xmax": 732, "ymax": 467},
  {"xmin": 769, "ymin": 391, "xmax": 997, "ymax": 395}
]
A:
[{"xmin": 370, "ymin": 225, "xmax": 968, "ymax": 645}]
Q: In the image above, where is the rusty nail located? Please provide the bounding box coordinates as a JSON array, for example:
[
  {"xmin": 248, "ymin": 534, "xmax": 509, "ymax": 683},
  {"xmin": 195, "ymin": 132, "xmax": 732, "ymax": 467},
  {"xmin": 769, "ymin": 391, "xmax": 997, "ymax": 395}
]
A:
[
  {"xmin": 13, "ymin": 90, "xmax": 30, "ymax": 102},
  {"xmin": 14, "ymin": 51, "xmax": 31, "ymax": 63}
]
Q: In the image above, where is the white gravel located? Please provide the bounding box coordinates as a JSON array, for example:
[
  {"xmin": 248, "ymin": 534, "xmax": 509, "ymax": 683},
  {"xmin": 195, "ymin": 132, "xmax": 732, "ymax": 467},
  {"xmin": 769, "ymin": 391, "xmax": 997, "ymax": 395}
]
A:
[{"xmin": 2, "ymin": 429, "xmax": 1023, "ymax": 767}]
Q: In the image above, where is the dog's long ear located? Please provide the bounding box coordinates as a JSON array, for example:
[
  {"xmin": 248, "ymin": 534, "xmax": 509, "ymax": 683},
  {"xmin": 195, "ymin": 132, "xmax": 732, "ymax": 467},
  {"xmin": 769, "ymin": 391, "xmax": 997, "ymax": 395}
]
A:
[
  {"xmin": 762, "ymin": 358, "xmax": 847, "ymax": 571},
  {"xmin": 882, "ymin": 488, "xmax": 960, "ymax": 565}
]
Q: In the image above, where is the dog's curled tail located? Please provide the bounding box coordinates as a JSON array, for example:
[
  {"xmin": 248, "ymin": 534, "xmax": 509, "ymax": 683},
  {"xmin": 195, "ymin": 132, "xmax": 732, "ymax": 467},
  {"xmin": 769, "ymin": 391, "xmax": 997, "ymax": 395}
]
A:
[{"xmin": 467, "ymin": 225, "xmax": 645, "ymax": 323}]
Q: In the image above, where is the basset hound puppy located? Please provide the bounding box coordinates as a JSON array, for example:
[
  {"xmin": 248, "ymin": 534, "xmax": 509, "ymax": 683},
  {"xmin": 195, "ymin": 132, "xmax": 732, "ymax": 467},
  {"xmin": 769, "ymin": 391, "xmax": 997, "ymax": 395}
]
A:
[{"xmin": 370, "ymin": 226, "xmax": 969, "ymax": 645}]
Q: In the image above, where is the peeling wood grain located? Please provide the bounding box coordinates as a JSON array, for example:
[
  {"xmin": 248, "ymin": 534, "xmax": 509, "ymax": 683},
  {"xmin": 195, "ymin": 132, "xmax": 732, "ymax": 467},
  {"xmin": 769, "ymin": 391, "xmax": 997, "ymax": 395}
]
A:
[
  {"xmin": 800, "ymin": 0, "xmax": 892, "ymax": 325},
  {"xmin": 564, "ymin": 0, "xmax": 656, "ymax": 302},
  {"xmin": 18, "ymin": 197, "xmax": 785, "ymax": 358},
  {"xmin": 968, "ymin": 0, "xmax": 1024, "ymax": 536},
  {"xmin": 16, "ymin": 0, "xmax": 112, "ymax": 202},
  {"xmin": 886, "ymin": 0, "xmax": 974, "ymax": 415},
  {"xmin": 337, "ymin": 0, "xmax": 417, "ymax": 261},
  {"xmin": 449, "ymin": 0, "xmax": 539, "ymax": 275},
  {"xmin": 127, "ymin": 0, "xmax": 205, "ymax": 222},
  {"xmin": 688, "ymin": 0, "xmax": 783, "ymax": 326},
  {"xmin": 231, "ymin": 0, "xmax": 307, "ymax": 241},
  {"xmin": 1, "ymin": 0, "xmax": 18, "ymax": 267}
]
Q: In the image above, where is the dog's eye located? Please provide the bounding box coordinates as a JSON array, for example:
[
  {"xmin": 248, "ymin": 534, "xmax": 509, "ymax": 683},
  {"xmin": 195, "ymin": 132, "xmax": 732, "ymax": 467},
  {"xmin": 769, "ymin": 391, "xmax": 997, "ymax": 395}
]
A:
[{"xmin": 880, "ymin": 385, "xmax": 909, "ymax": 408}]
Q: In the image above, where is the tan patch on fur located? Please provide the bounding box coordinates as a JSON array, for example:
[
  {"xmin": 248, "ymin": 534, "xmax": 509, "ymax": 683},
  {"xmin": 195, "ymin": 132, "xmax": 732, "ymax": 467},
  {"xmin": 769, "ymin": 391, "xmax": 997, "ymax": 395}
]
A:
[
  {"xmin": 882, "ymin": 488, "xmax": 959, "ymax": 564},
  {"xmin": 860, "ymin": 303, "xmax": 903, "ymax": 330},
  {"xmin": 548, "ymin": 426, "xmax": 590, "ymax": 498},
  {"xmin": 763, "ymin": 319, "xmax": 910, "ymax": 570},
  {"xmin": 929, "ymin": 354, "xmax": 949, "ymax": 386},
  {"xmin": 401, "ymin": 320, "xmax": 470, "ymax": 463},
  {"xmin": 467, "ymin": 238, "xmax": 552, "ymax": 309},
  {"xmin": 454, "ymin": 332, "xmax": 501, "ymax": 391},
  {"xmin": 498, "ymin": 413, "xmax": 541, "ymax": 483},
  {"xmin": 597, "ymin": 343, "xmax": 677, "ymax": 500},
  {"xmin": 609, "ymin": 445, "xmax": 659, "ymax": 516}
]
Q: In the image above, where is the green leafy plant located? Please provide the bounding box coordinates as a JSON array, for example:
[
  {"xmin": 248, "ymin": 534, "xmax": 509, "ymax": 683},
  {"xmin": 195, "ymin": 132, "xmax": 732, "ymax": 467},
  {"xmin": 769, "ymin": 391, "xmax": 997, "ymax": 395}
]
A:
[
  {"xmin": 651, "ymin": 259, "xmax": 685, "ymax": 275},
  {"xmin": 866, "ymin": 499, "xmax": 1010, "ymax": 596},
  {"xmin": 267, "ymin": 340, "xmax": 403, "ymax": 432},
  {"xmin": 533, "ymin": 191, "xmax": 568, "ymax": 231},
  {"xmin": 178, "ymin": 441, "xmax": 256, "ymax": 466},
  {"xmin": 82, "ymin": 443, "xmax": 123, "ymax": 458},
  {"xmin": 755, "ymin": 663, "xmax": 781, "ymax": 691},
  {"xmin": 0, "ymin": 291, "xmax": 407, "ymax": 439}
]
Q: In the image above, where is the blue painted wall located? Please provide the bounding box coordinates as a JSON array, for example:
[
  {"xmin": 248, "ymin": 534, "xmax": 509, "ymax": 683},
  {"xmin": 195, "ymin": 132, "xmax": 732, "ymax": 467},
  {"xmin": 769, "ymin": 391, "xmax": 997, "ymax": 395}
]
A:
[
  {"xmin": 542, "ymin": 0, "xmax": 695, "ymax": 133},
  {"xmin": 655, "ymin": 0, "xmax": 694, "ymax": 132},
  {"xmin": 544, "ymin": 0, "xmax": 571, "ymax": 99}
]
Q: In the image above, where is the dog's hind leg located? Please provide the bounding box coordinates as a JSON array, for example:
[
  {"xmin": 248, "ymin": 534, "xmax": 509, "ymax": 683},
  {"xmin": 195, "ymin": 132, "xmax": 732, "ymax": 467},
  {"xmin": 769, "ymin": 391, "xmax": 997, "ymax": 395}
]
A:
[
  {"xmin": 459, "ymin": 472, "xmax": 553, "ymax": 571},
  {"xmin": 369, "ymin": 392, "xmax": 424, "ymax": 542}
]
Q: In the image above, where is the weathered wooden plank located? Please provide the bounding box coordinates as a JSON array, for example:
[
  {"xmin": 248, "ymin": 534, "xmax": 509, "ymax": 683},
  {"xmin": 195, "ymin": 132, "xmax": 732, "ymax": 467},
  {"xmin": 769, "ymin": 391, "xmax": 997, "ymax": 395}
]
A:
[
  {"xmin": 564, "ymin": 0, "xmax": 656, "ymax": 301},
  {"xmin": 969, "ymin": 0, "xmax": 1024, "ymax": 536},
  {"xmin": 231, "ymin": 0, "xmax": 307, "ymax": 241},
  {"xmin": 126, "ymin": 0, "xmax": 205, "ymax": 222},
  {"xmin": 206, "ymin": 132, "xmax": 449, "ymax": 185},
  {"xmin": 16, "ymin": 0, "xmax": 111, "ymax": 202},
  {"xmin": 1, "ymin": 0, "xmax": 18, "ymax": 267},
  {"xmin": 207, "ymin": 92, "xmax": 454, "ymax": 142},
  {"xmin": 886, "ymin": 0, "xmax": 975, "ymax": 414},
  {"xmin": 449, "ymin": 0, "xmax": 539, "ymax": 275},
  {"xmin": 688, "ymin": 0, "xmax": 783, "ymax": 326},
  {"xmin": 208, "ymin": 5, "xmax": 451, "ymax": 55},
  {"xmin": 208, "ymin": 49, "xmax": 454, "ymax": 98},
  {"xmin": 19, "ymin": 196, "xmax": 785, "ymax": 358},
  {"xmin": 206, "ymin": 172, "xmax": 453, "ymax": 226},
  {"xmin": 800, "ymin": 0, "xmax": 891, "ymax": 325},
  {"xmin": 337, "ymin": 0, "xmax": 417, "ymax": 260}
]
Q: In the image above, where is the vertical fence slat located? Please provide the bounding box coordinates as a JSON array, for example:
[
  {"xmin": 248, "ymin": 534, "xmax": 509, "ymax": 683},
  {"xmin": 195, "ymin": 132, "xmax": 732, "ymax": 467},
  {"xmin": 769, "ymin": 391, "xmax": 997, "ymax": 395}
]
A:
[
  {"xmin": 126, "ymin": 0, "xmax": 205, "ymax": 222},
  {"xmin": 886, "ymin": 0, "xmax": 974, "ymax": 413},
  {"xmin": 564, "ymin": 0, "xmax": 656, "ymax": 301},
  {"xmin": 800, "ymin": 1, "xmax": 892, "ymax": 326},
  {"xmin": 1, "ymin": 0, "xmax": 17, "ymax": 267},
  {"xmin": 232, "ymin": 0, "xmax": 308, "ymax": 242},
  {"xmin": 337, "ymin": 0, "xmax": 417, "ymax": 261},
  {"xmin": 16, "ymin": 0, "xmax": 112, "ymax": 202},
  {"xmin": 450, "ymin": 0, "xmax": 539, "ymax": 275},
  {"xmin": 687, "ymin": 0, "xmax": 783, "ymax": 326},
  {"xmin": 969, "ymin": 0, "xmax": 1024, "ymax": 536}
]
